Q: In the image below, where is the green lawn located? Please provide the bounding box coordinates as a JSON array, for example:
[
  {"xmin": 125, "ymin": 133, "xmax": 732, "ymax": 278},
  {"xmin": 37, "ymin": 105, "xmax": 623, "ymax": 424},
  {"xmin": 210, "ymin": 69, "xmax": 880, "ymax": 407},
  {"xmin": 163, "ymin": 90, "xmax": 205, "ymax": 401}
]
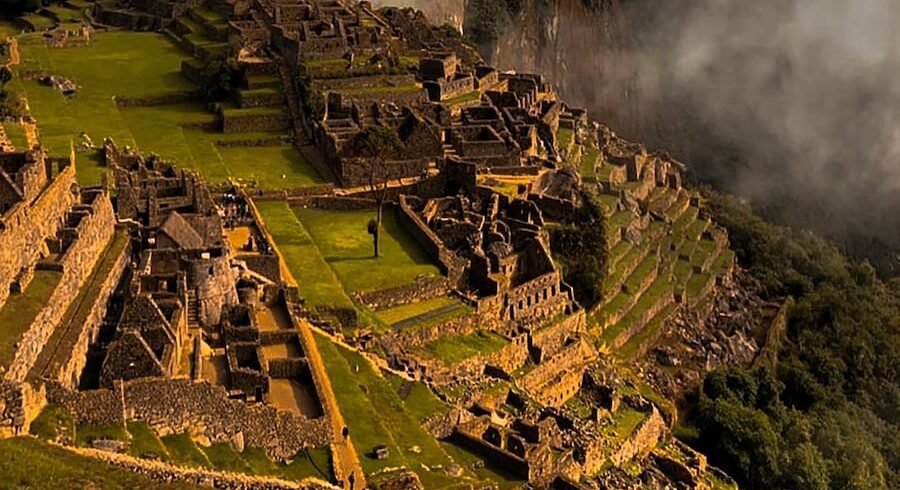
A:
[
  {"xmin": 29, "ymin": 404, "xmax": 75, "ymax": 443},
  {"xmin": 255, "ymin": 200, "xmax": 353, "ymax": 309},
  {"xmin": 557, "ymin": 127, "xmax": 574, "ymax": 152},
  {"xmin": 386, "ymin": 375, "xmax": 449, "ymax": 424},
  {"xmin": 418, "ymin": 331, "xmax": 510, "ymax": 367},
  {"xmin": 218, "ymin": 144, "xmax": 325, "ymax": 189},
  {"xmin": 339, "ymin": 84, "xmax": 422, "ymax": 97},
  {"xmin": 1, "ymin": 121, "xmax": 29, "ymax": 150},
  {"xmin": 439, "ymin": 441, "xmax": 526, "ymax": 490},
  {"xmin": 126, "ymin": 421, "xmax": 169, "ymax": 461},
  {"xmin": 581, "ymin": 145, "xmax": 600, "ymax": 178},
  {"xmin": 445, "ymin": 91, "xmax": 481, "ymax": 106},
  {"xmin": 161, "ymin": 433, "xmax": 212, "ymax": 469},
  {"xmin": 0, "ymin": 437, "xmax": 199, "ymax": 489},
  {"xmin": 293, "ymin": 206, "xmax": 440, "ymax": 294},
  {"xmin": 303, "ymin": 56, "xmax": 419, "ymax": 79},
  {"xmin": 314, "ymin": 332, "xmax": 480, "ymax": 488},
  {"xmin": 203, "ymin": 442, "xmax": 251, "ymax": 473},
  {"xmin": 11, "ymin": 31, "xmax": 192, "ymax": 158},
  {"xmin": 11, "ymin": 31, "xmax": 314, "ymax": 190},
  {"xmin": 610, "ymin": 408, "xmax": 648, "ymax": 443},
  {"xmin": 0, "ymin": 270, "xmax": 61, "ymax": 369}
]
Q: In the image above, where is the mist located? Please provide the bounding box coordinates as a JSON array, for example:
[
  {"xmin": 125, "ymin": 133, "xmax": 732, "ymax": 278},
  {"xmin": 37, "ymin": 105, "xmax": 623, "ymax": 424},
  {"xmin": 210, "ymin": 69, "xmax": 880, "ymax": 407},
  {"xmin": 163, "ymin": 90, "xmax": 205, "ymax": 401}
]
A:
[
  {"xmin": 370, "ymin": 0, "xmax": 463, "ymax": 27},
  {"xmin": 484, "ymin": 0, "xmax": 900, "ymax": 271}
]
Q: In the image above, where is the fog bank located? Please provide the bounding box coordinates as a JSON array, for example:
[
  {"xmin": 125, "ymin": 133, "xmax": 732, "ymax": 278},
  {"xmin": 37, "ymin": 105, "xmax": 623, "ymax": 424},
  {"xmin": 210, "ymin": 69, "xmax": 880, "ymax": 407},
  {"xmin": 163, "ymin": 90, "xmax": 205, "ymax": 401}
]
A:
[{"xmin": 488, "ymin": 0, "xmax": 900, "ymax": 270}]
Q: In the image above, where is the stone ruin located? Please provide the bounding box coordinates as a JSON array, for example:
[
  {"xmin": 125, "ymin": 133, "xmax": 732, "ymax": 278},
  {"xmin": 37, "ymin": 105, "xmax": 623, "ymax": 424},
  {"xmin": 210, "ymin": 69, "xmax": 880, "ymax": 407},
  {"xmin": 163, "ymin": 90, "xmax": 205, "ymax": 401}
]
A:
[
  {"xmin": 0, "ymin": 139, "xmax": 335, "ymax": 480},
  {"xmin": 0, "ymin": 1, "xmax": 769, "ymax": 488}
]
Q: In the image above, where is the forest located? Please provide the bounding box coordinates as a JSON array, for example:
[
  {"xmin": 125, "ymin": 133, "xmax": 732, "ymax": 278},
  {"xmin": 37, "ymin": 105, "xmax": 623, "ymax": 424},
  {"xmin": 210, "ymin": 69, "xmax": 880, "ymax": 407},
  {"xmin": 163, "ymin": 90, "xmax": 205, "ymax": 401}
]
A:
[{"xmin": 687, "ymin": 192, "xmax": 900, "ymax": 490}]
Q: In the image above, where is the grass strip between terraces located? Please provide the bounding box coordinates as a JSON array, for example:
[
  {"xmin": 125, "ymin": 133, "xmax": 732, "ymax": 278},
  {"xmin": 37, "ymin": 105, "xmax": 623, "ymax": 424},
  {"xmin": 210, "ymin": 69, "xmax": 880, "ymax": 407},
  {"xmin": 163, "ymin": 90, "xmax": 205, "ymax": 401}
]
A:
[
  {"xmin": 255, "ymin": 200, "xmax": 353, "ymax": 308},
  {"xmin": 0, "ymin": 437, "xmax": 199, "ymax": 489},
  {"xmin": 0, "ymin": 270, "xmax": 61, "ymax": 369}
]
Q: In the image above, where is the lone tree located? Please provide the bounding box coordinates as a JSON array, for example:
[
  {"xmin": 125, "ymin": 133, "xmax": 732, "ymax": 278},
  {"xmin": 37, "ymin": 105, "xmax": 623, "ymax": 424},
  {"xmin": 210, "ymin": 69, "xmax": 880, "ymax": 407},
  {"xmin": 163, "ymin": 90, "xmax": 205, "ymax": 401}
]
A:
[{"xmin": 345, "ymin": 125, "xmax": 403, "ymax": 258}]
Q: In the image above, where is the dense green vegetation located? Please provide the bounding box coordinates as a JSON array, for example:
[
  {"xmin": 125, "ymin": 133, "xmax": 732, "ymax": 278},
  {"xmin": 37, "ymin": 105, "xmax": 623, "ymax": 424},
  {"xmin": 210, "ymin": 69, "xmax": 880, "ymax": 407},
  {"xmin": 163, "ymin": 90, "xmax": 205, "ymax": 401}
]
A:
[
  {"xmin": 549, "ymin": 190, "xmax": 608, "ymax": 305},
  {"xmin": 464, "ymin": 0, "xmax": 523, "ymax": 44},
  {"xmin": 684, "ymin": 192, "xmax": 900, "ymax": 490}
]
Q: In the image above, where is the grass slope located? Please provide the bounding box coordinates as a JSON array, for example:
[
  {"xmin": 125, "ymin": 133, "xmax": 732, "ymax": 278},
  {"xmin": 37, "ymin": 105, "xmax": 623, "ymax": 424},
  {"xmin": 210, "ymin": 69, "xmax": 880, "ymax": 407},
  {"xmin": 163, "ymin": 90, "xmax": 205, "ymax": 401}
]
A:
[
  {"xmin": 0, "ymin": 437, "xmax": 199, "ymax": 489},
  {"xmin": 314, "ymin": 331, "xmax": 482, "ymax": 488},
  {"xmin": 11, "ymin": 31, "xmax": 318, "ymax": 189}
]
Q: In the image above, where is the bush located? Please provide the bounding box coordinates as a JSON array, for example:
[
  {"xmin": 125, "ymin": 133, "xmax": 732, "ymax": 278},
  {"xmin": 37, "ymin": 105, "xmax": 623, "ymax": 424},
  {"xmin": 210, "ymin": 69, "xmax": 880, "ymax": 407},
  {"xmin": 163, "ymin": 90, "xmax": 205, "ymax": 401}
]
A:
[
  {"xmin": 0, "ymin": 90, "xmax": 28, "ymax": 119},
  {"xmin": 199, "ymin": 56, "xmax": 240, "ymax": 103},
  {"xmin": 549, "ymin": 189, "xmax": 608, "ymax": 306},
  {"xmin": 686, "ymin": 191, "xmax": 900, "ymax": 489}
]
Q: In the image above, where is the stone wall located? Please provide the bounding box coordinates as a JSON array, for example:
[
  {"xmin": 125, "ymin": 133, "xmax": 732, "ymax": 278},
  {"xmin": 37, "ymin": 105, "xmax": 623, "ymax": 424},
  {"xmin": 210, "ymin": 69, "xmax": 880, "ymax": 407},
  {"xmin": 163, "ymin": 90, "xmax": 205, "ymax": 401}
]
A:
[
  {"xmin": 114, "ymin": 93, "xmax": 194, "ymax": 108},
  {"xmin": 608, "ymin": 407, "xmax": 666, "ymax": 466},
  {"xmin": 39, "ymin": 230, "xmax": 130, "ymax": 389},
  {"xmin": 236, "ymin": 254, "xmax": 282, "ymax": 283},
  {"xmin": 191, "ymin": 254, "xmax": 238, "ymax": 326},
  {"xmin": 48, "ymin": 378, "xmax": 331, "ymax": 461},
  {"xmin": 397, "ymin": 195, "xmax": 467, "ymax": 286},
  {"xmin": 519, "ymin": 338, "xmax": 596, "ymax": 407},
  {"xmin": 439, "ymin": 333, "xmax": 529, "ymax": 382},
  {"xmin": 4, "ymin": 190, "xmax": 116, "ymax": 384},
  {"xmin": 381, "ymin": 311, "xmax": 482, "ymax": 354},
  {"xmin": 222, "ymin": 112, "xmax": 291, "ymax": 133},
  {"xmin": 611, "ymin": 287, "xmax": 674, "ymax": 350},
  {"xmin": 237, "ymin": 89, "xmax": 285, "ymax": 109},
  {"xmin": 249, "ymin": 183, "xmax": 335, "ymax": 201},
  {"xmin": 355, "ymin": 276, "xmax": 450, "ymax": 310},
  {"xmin": 287, "ymin": 195, "xmax": 376, "ymax": 210},
  {"xmin": 0, "ymin": 378, "xmax": 44, "ymax": 436},
  {"xmin": 529, "ymin": 310, "xmax": 585, "ymax": 363},
  {"xmin": 0, "ymin": 160, "xmax": 76, "ymax": 310},
  {"xmin": 337, "ymin": 158, "xmax": 429, "ymax": 189},
  {"xmin": 65, "ymin": 444, "xmax": 335, "ymax": 490}
]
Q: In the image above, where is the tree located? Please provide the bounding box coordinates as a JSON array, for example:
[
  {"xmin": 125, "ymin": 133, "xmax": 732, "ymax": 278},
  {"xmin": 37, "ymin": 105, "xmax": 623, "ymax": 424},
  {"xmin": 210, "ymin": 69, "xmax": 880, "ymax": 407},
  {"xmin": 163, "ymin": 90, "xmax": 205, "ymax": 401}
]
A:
[
  {"xmin": 0, "ymin": 90, "xmax": 27, "ymax": 119},
  {"xmin": 549, "ymin": 189, "xmax": 608, "ymax": 305},
  {"xmin": 0, "ymin": 66, "xmax": 12, "ymax": 87},
  {"xmin": 199, "ymin": 55, "xmax": 239, "ymax": 103},
  {"xmin": 345, "ymin": 126, "xmax": 403, "ymax": 258}
]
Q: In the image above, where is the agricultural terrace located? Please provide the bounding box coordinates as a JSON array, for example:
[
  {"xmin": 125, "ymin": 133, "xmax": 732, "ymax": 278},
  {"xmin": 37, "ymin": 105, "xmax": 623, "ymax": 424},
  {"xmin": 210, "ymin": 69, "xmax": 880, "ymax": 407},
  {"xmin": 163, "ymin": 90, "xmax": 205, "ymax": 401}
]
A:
[
  {"xmin": 10, "ymin": 30, "xmax": 323, "ymax": 189},
  {"xmin": 28, "ymin": 405, "xmax": 333, "ymax": 482},
  {"xmin": 0, "ymin": 437, "xmax": 198, "ymax": 489}
]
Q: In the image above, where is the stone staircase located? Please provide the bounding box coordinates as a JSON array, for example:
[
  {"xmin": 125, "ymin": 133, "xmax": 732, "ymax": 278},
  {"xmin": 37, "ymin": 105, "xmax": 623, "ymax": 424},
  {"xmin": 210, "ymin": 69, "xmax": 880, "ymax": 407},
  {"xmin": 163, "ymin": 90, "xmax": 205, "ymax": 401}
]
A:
[{"xmin": 186, "ymin": 289, "xmax": 200, "ymax": 328}]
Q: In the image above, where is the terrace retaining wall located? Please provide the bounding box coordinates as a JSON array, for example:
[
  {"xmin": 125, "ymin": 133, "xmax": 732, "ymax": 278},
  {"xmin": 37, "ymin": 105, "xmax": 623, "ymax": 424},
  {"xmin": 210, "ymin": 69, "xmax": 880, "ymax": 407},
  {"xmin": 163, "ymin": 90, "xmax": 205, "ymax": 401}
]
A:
[
  {"xmin": 48, "ymin": 378, "xmax": 330, "ymax": 461},
  {"xmin": 5, "ymin": 192, "xmax": 115, "ymax": 384},
  {"xmin": 38, "ymin": 232, "xmax": 130, "ymax": 389},
  {"xmin": 355, "ymin": 276, "xmax": 450, "ymax": 310}
]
